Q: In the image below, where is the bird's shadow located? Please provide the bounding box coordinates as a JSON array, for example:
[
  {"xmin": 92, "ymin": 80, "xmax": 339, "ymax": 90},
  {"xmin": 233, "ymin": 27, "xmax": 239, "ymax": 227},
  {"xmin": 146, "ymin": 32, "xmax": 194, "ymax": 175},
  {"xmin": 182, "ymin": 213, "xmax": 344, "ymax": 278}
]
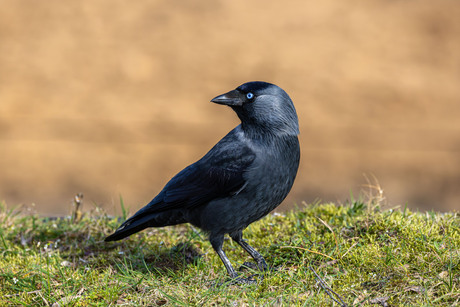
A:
[{"xmin": 112, "ymin": 241, "xmax": 203, "ymax": 276}]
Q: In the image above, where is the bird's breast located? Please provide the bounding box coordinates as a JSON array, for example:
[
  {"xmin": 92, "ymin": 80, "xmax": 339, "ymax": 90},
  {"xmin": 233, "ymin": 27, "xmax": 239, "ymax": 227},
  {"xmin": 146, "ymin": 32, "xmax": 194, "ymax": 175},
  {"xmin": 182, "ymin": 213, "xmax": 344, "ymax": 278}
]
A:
[
  {"xmin": 194, "ymin": 135, "xmax": 299, "ymax": 235},
  {"xmin": 242, "ymin": 136, "xmax": 300, "ymax": 210}
]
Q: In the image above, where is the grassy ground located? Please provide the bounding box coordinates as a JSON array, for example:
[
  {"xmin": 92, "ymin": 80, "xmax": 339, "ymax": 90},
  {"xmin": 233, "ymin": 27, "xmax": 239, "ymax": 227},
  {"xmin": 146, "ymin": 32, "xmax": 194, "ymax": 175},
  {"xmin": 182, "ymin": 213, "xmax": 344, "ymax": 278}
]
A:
[{"xmin": 0, "ymin": 198, "xmax": 458, "ymax": 306}]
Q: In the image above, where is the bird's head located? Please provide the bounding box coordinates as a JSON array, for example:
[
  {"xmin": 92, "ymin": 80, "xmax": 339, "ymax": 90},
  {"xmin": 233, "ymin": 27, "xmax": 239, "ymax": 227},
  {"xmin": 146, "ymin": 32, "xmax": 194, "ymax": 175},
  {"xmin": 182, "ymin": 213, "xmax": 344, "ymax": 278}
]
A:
[{"xmin": 211, "ymin": 81, "xmax": 299, "ymax": 136}]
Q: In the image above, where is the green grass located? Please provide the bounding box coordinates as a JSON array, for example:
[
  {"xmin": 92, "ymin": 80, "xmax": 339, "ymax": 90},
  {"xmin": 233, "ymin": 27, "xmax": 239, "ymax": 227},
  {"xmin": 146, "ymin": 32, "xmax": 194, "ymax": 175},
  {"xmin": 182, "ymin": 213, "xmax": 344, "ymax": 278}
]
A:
[{"xmin": 0, "ymin": 199, "xmax": 458, "ymax": 306}]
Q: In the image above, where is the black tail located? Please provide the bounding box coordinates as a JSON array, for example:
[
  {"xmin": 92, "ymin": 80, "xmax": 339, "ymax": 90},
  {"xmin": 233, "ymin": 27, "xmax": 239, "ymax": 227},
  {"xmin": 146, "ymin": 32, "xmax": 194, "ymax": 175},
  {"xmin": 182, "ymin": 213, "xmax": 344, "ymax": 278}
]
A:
[
  {"xmin": 105, "ymin": 214, "xmax": 154, "ymax": 241},
  {"xmin": 105, "ymin": 209, "xmax": 186, "ymax": 242}
]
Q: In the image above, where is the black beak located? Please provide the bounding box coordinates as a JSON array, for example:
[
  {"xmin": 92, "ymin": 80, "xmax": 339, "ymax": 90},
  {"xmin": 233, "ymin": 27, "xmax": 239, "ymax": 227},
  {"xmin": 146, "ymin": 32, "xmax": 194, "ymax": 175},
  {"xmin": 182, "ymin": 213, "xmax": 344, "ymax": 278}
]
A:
[{"xmin": 211, "ymin": 89, "xmax": 244, "ymax": 106}]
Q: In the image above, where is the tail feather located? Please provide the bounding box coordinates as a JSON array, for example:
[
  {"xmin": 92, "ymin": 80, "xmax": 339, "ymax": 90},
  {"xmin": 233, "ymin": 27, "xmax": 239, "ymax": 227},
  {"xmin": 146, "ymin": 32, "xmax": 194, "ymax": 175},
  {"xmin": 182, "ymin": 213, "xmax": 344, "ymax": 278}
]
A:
[
  {"xmin": 105, "ymin": 209, "xmax": 186, "ymax": 242},
  {"xmin": 105, "ymin": 215, "xmax": 153, "ymax": 241}
]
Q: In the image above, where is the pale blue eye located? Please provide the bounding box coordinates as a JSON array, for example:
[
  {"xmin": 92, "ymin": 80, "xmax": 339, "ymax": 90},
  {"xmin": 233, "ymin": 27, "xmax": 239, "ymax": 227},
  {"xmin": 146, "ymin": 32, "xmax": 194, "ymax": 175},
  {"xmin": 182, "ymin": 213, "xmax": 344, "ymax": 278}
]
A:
[{"xmin": 246, "ymin": 92, "xmax": 254, "ymax": 100}]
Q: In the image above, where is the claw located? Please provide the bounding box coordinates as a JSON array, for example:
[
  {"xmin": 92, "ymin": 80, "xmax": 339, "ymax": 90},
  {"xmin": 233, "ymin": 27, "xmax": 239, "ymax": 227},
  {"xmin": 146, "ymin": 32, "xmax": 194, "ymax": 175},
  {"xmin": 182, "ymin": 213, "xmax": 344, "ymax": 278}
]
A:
[
  {"xmin": 239, "ymin": 261, "xmax": 277, "ymax": 273},
  {"xmin": 229, "ymin": 276, "xmax": 258, "ymax": 285},
  {"xmin": 239, "ymin": 261, "xmax": 259, "ymax": 272},
  {"xmin": 212, "ymin": 273, "xmax": 261, "ymax": 287}
]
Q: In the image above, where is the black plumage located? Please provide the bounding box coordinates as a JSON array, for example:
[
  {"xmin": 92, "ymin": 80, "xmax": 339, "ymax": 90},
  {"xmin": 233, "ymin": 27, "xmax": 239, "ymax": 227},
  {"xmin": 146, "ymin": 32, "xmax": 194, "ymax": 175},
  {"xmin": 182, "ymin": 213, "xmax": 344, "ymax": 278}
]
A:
[{"xmin": 105, "ymin": 81, "xmax": 300, "ymax": 283}]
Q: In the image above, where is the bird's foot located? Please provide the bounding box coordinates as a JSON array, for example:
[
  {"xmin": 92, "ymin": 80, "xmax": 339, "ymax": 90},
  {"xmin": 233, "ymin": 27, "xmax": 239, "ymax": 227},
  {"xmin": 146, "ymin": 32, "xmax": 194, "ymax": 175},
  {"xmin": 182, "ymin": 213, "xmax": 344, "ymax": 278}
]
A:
[
  {"xmin": 212, "ymin": 274, "xmax": 260, "ymax": 287},
  {"xmin": 239, "ymin": 261, "xmax": 260, "ymax": 271},
  {"xmin": 239, "ymin": 261, "xmax": 276, "ymax": 273},
  {"xmin": 229, "ymin": 275, "xmax": 258, "ymax": 285},
  {"xmin": 217, "ymin": 275, "xmax": 256, "ymax": 287}
]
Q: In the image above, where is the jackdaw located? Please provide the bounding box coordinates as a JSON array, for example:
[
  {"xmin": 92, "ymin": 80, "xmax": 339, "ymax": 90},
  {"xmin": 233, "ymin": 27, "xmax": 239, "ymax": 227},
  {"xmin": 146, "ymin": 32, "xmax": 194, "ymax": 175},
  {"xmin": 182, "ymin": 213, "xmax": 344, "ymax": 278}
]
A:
[{"xmin": 105, "ymin": 81, "xmax": 300, "ymax": 283}]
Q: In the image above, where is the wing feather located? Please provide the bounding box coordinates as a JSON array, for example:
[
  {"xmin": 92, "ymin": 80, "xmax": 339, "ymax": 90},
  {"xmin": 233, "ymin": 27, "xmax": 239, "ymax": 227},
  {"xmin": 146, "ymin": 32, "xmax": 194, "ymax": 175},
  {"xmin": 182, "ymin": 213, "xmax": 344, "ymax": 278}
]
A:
[{"xmin": 137, "ymin": 136, "xmax": 255, "ymax": 215}]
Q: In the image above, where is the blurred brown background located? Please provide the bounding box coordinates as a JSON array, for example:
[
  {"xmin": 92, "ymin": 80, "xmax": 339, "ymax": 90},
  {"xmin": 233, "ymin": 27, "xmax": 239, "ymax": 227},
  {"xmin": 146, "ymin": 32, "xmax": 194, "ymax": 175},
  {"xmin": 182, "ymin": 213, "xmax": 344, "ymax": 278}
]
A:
[{"xmin": 1, "ymin": 0, "xmax": 459, "ymax": 215}]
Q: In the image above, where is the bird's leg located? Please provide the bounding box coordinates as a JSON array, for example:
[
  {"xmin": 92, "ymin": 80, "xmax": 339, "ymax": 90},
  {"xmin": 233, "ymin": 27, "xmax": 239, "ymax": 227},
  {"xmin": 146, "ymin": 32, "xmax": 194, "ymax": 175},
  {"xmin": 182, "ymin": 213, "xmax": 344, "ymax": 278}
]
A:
[
  {"xmin": 210, "ymin": 234, "xmax": 256, "ymax": 285},
  {"xmin": 230, "ymin": 231, "xmax": 268, "ymax": 272},
  {"xmin": 215, "ymin": 247, "xmax": 238, "ymax": 279}
]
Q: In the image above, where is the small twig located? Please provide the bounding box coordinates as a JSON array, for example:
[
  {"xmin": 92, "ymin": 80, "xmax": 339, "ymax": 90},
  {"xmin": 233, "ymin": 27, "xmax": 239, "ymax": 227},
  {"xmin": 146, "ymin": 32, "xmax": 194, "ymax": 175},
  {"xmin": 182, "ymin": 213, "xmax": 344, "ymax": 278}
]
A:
[
  {"xmin": 280, "ymin": 246, "xmax": 335, "ymax": 260},
  {"xmin": 309, "ymin": 266, "xmax": 347, "ymax": 307},
  {"xmin": 72, "ymin": 193, "xmax": 84, "ymax": 223}
]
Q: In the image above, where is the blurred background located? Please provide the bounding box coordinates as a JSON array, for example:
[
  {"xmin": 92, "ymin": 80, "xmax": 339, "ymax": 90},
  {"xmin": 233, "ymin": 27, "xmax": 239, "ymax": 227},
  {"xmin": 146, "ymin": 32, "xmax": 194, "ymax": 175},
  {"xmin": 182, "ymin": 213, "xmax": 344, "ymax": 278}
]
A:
[{"xmin": 1, "ymin": 0, "xmax": 459, "ymax": 215}]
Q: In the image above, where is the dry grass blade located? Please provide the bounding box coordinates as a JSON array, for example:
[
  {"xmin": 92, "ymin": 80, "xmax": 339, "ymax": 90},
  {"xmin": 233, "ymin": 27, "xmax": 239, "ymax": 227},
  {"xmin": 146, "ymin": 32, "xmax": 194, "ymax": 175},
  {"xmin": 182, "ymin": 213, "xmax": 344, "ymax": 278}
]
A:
[{"xmin": 316, "ymin": 217, "xmax": 339, "ymax": 253}]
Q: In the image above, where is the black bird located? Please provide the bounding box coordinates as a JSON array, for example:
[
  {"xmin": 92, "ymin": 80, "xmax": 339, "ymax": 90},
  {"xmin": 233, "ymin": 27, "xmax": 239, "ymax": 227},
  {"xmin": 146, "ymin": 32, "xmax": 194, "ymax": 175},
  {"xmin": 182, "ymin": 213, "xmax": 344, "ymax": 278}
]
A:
[{"xmin": 105, "ymin": 81, "xmax": 300, "ymax": 283}]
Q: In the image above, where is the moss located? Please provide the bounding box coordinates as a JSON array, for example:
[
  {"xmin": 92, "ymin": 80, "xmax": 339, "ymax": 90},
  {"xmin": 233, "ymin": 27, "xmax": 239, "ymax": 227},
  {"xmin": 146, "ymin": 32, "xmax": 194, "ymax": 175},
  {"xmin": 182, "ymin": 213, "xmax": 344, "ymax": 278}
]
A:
[{"xmin": 0, "ymin": 201, "xmax": 458, "ymax": 306}]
